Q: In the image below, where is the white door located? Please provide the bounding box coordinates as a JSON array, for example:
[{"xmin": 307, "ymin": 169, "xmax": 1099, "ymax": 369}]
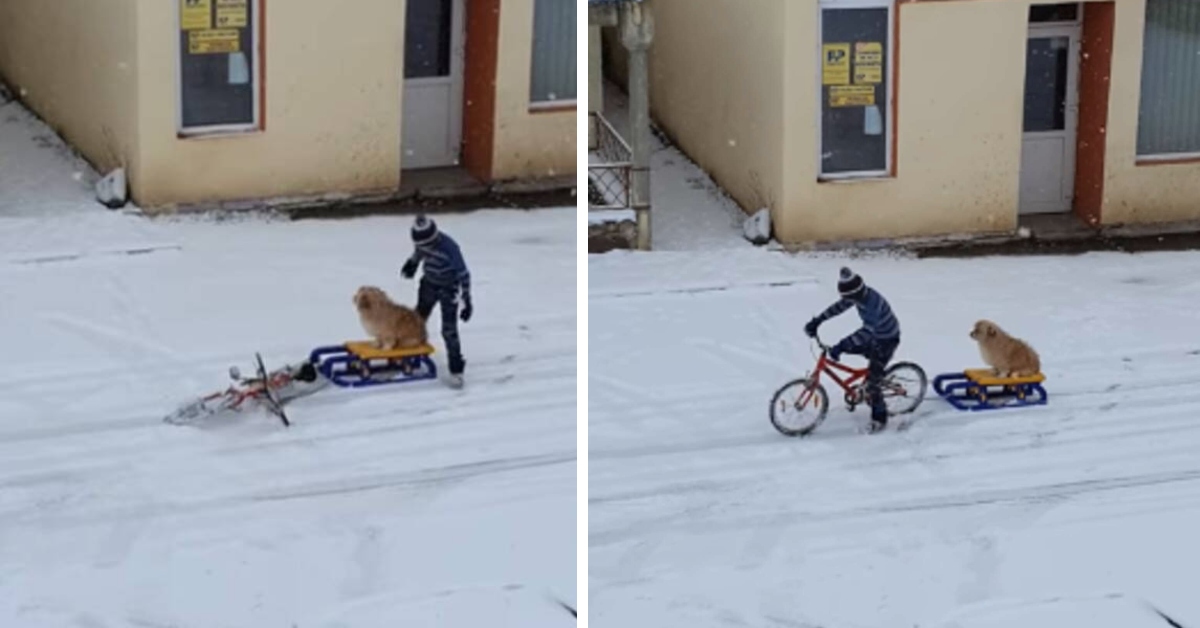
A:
[
  {"xmin": 402, "ymin": 0, "xmax": 465, "ymax": 170},
  {"xmin": 1019, "ymin": 23, "xmax": 1081, "ymax": 214}
]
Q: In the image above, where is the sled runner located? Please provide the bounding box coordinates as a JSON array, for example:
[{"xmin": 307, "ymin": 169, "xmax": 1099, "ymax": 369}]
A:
[
  {"xmin": 309, "ymin": 341, "xmax": 438, "ymax": 388},
  {"xmin": 932, "ymin": 369, "xmax": 1048, "ymax": 411}
]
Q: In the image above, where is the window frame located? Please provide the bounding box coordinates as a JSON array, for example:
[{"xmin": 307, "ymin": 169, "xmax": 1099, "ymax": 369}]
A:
[
  {"xmin": 816, "ymin": 0, "xmax": 895, "ymax": 181},
  {"xmin": 528, "ymin": 0, "xmax": 577, "ymax": 110},
  {"xmin": 1135, "ymin": 0, "xmax": 1200, "ymax": 163},
  {"xmin": 174, "ymin": 0, "xmax": 263, "ymax": 138}
]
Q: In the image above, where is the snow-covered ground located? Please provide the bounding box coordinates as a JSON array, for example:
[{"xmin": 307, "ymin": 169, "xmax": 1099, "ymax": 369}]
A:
[
  {"xmin": 0, "ymin": 99, "xmax": 576, "ymax": 626},
  {"xmin": 1, "ymin": 94, "xmax": 107, "ymax": 218},
  {"xmin": 590, "ymin": 246, "xmax": 1200, "ymax": 627}
]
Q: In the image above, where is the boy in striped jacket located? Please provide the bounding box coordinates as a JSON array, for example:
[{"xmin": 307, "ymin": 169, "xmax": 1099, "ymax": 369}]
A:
[
  {"xmin": 400, "ymin": 215, "xmax": 473, "ymax": 389},
  {"xmin": 804, "ymin": 267, "xmax": 900, "ymax": 434}
]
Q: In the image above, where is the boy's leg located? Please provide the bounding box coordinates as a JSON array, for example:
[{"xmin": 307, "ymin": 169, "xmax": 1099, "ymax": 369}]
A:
[
  {"xmin": 866, "ymin": 338, "xmax": 900, "ymax": 426},
  {"xmin": 415, "ymin": 279, "xmax": 436, "ymax": 321},
  {"xmin": 436, "ymin": 285, "xmax": 465, "ymax": 375}
]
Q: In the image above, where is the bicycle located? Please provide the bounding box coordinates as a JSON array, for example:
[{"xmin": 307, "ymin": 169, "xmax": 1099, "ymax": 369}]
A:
[
  {"xmin": 164, "ymin": 354, "xmax": 325, "ymax": 427},
  {"xmin": 769, "ymin": 332, "xmax": 928, "ymax": 437}
]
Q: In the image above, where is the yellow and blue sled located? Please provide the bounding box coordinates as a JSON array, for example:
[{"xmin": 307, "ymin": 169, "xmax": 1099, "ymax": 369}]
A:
[
  {"xmin": 309, "ymin": 341, "xmax": 437, "ymax": 388},
  {"xmin": 932, "ymin": 369, "xmax": 1048, "ymax": 411}
]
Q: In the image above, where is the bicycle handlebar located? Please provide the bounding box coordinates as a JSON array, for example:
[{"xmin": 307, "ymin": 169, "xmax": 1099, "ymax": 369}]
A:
[{"xmin": 811, "ymin": 331, "xmax": 830, "ymax": 353}]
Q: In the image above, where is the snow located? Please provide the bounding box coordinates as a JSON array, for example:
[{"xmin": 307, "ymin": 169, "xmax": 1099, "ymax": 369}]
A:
[
  {"xmin": 0, "ymin": 98, "xmax": 108, "ymax": 218},
  {"xmin": 597, "ymin": 81, "xmax": 749, "ymax": 251},
  {"xmin": 930, "ymin": 593, "xmax": 1175, "ymax": 628},
  {"xmin": 0, "ymin": 100, "xmax": 575, "ymax": 626},
  {"xmin": 742, "ymin": 207, "xmax": 771, "ymax": 245},
  {"xmin": 588, "ymin": 209, "xmax": 635, "ymax": 225},
  {"xmin": 589, "ymin": 246, "xmax": 1200, "ymax": 627}
]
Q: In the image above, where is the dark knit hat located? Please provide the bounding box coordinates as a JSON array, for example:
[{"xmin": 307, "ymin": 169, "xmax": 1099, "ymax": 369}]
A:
[
  {"xmin": 837, "ymin": 267, "xmax": 865, "ymax": 297},
  {"xmin": 411, "ymin": 215, "xmax": 438, "ymax": 245}
]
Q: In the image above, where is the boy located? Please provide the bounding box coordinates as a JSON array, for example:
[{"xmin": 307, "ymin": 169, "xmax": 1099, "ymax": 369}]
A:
[
  {"xmin": 804, "ymin": 267, "xmax": 900, "ymax": 433},
  {"xmin": 400, "ymin": 215, "xmax": 473, "ymax": 389}
]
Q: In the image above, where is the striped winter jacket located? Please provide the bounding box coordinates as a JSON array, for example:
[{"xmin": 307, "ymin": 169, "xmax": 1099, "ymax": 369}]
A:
[
  {"xmin": 814, "ymin": 286, "xmax": 900, "ymax": 347},
  {"xmin": 407, "ymin": 233, "xmax": 471, "ymax": 293}
]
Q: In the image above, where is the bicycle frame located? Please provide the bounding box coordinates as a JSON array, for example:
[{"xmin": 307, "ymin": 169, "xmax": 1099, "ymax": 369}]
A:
[
  {"xmin": 806, "ymin": 333, "xmax": 869, "ymax": 393},
  {"xmin": 811, "ymin": 351, "xmax": 869, "ymax": 395},
  {"xmin": 793, "ymin": 334, "xmax": 870, "ymax": 412}
]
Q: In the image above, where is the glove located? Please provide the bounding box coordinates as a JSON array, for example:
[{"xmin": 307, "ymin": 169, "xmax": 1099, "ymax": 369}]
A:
[
  {"xmin": 400, "ymin": 258, "xmax": 418, "ymax": 279},
  {"xmin": 829, "ymin": 346, "xmax": 843, "ymax": 362},
  {"xmin": 804, "ymin": 318, "xmax": 820, "ymax": 338},
  {"xmin": 460, "ymin": 293, "xmax": 473, "ymax": 322}
]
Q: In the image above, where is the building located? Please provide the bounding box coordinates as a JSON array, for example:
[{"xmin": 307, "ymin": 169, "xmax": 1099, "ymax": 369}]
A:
[
  {"xmin": 612, "ymin": 0, "xmax": 1200, "ymax": 246},
  {"xmin": 0, "ymin": 0, "xmax": 576, "ymax": 210}
]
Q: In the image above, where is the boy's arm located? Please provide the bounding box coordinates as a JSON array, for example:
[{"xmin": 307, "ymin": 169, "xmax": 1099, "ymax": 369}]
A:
[
  {"xmin": 805, "ymin": 298, "xmax": 851, "ymax": 337},
  {"xmin": 450, "ymin": 245, "xmax": 470, "ymax": 296},
  {"xmin": 400, "ymin": 248, "xmax": 424, "ymax": 279},
  {"xmin": 450, "ymin": 244, "xmax": 474, "ymax": 322},
  {"xmin": 814, "ymin": 298, "xmax": 852, "ymax": 324}
]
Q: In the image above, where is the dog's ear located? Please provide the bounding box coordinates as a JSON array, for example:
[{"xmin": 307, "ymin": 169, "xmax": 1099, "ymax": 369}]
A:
[{"xmin": 986, "ymin": 326, "xmax": 997, "ymax": 338}]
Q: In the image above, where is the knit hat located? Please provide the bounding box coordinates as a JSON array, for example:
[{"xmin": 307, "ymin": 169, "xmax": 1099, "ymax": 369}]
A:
[
  {"xmin": 837, "ymin": 267, "xmax": 865, "ymax": 297},
  {"xmin": 411, "ymin": 215, "xmax": 438, "ymax": 245}
]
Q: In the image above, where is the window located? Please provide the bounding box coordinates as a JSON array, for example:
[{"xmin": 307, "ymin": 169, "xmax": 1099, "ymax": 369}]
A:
[
  {"xmin": 1137, "ymin": 0, "xmax": 1200, "ymax": 158},
  {"xmin": 1029, "ymin": 3, "xmax": 1079, "ymax": 23},
  {"xmin": 818, "ymin": 0, "xmax": 892, "ymax": 179},
  {"xmin": 177, "ymin": 0, "xmax": 259, "ymax": 135},
  {"xmin": 405, "ymin": 0, "xmax": 452, "ymax": 80},
  {"xmin": 530, "ymin": 0, "xmax": 576, "ymax": 106}
]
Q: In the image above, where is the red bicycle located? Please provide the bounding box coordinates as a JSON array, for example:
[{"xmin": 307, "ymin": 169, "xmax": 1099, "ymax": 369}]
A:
[{"xmin": 769, "ymin": 332, "xmax": 927, "ymax": 436}]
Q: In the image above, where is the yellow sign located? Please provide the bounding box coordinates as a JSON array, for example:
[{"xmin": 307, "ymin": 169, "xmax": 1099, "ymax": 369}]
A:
[
  {"xmin": 854, "ymin": 42, "xmax": 883, "ymax": 65},
  {"xmin": 189, "ymin": 29, "xmax": 241, "ymax": 54},
  {"xmin": 830, "ymin": 85, "xmax": 876, "ymax": 107},
  {"xmin": 181, "ymin": 0, "xmax": 212, "ymax": 31},
  {"xmin": 216, "ymin": 0, "xmax": 247, "ymax": 28},
  {"xmin": 855, "ymin": 66, "xmax": 882, "ymax": 84},
  {"xmin": 822, "ymin": 43, "xmax": 851, "ymax": 85},
  {"xmin": 854, "ymin": 41, "xmax": 883, "ymax": 84}
]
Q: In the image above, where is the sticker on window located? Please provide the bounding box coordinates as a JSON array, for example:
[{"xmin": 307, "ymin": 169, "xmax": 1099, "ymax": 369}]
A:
[
  {"xmin": 822, "ymin": 44, "xmax": 851, "ymax": 85},
  {"xmin": 830, "ymin": 85, "xmax": 876, "ymax": 107},
  {"xmin": 216, "ymin": 0, "xmax": 248, "ymax": 28},
  {"xmin": 181, "ymin": 0, "xmax": 212, "ymax": 30}
]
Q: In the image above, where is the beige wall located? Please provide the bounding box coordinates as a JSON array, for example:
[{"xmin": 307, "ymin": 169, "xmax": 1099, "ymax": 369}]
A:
[
  {"xmin": 489, "ymin": 0, "xmax": 576, "ymax": 181},
  {"xmin": 0, "ymin": 0, "xmax": 139, "ymax": 178},
  {"xmin": 2, "ymin": 0, "xmax": 572, "ymax": 209},
  {"xmin": 132, "ymin": 0, "xmax": 405, "ymax": 207},
  {"xmin": 639, "ymin": 0, "xmax": 788, "ymax": 225},
  {"xmin": 647, "ymin": 0, "xmax": 1200, "ymax": 245},
  {"xmin": 780, "ymin": 0, "xmax": 1027, "ymax": 243},
  {"xmin": 1099, "ymin": 0, "xmax": 1200, "ymax": 226}
]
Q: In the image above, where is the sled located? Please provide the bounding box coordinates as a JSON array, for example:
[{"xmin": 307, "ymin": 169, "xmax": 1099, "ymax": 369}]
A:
[
  {"xmin": 309, "ymin": 341, "xmax": 438, "ymax": 388},
  {"xmin": 932, "ymin": 368, "xmax": 1048, "ymax": 411}
]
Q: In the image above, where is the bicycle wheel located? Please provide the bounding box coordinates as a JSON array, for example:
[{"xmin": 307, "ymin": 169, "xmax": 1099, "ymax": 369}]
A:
[
  {"xmin": 881, "ymin": 362, "xmax": 927, "ymax": 416},
  {"xmin": 769, "ymin": 378, "xmax": 829, "ymax": 437}
]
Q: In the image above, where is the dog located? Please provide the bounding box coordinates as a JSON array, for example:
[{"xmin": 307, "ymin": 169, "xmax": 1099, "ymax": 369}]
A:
[
  {"xmin": 353, "ymin": 286, "xmax": 428, "ymax": 351},
  {"xmin": 970, "ymin": 319, "xmax": 1041, "ymax": 378}
]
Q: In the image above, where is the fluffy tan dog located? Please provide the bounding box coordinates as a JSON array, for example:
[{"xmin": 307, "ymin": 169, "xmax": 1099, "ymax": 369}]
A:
[
  {"xmin": 353, "ymin": 286, "xmax": 428, "ymax": 350},
  {"xmin": 970, "ymin": 319, "xmax": 1041, "ymax": 378}
]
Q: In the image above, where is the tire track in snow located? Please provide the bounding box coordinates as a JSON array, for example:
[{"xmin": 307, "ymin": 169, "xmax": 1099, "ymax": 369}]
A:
[
  {"xmin": 591, "ymin": 465, "xmax": 1200, "ymax": 550},
  {"xmin": 2, "ymin": 450, "xmax": 575, "ymax": 532}
]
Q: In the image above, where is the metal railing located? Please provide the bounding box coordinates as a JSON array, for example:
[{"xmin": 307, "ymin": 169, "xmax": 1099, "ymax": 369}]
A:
[{"xmin": 588, "ymin": 112, "xmax": 632, "ymax": 211}]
